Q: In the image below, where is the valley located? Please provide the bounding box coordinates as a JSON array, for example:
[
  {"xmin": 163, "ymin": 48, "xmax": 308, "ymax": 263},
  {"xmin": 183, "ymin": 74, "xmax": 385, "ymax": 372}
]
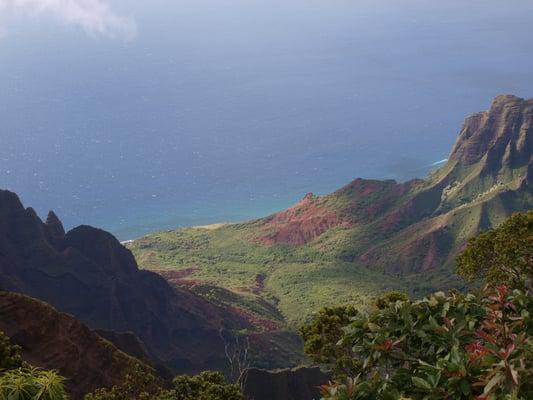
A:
[
  {"xmin": 129, "ymin": 94, "xmax": 532, "ymax": 329},
  {"xmin": 0, "ymin": 94, "xmax": 531, "ymax": 399}
]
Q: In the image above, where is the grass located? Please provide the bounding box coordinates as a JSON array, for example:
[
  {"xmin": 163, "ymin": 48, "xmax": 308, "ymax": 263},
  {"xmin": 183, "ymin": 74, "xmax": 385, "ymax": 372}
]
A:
[
  {"xmin": 128, "ymin": 156, "xmax": 530, "ymax": 332},
  {"xmin": 266, "ymin": 261, "xmax": 405, "ymax": 326},
  {"xmin": 129, "ymin": 224, "xmax": 410, "ymax": 328}
]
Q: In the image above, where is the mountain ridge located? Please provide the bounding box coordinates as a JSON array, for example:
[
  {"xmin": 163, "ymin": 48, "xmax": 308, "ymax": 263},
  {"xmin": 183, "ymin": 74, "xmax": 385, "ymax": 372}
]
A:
[
  {"xmin": 0, "ymin": 291, "xmax": 154, "ymax": 400},
  {"xmin": 130, "ymin": 94, "xmax": 532, "ymax": 325},
  {"xmin": 249, "ymin": 94, "xmax": 532, "ymax": 272},
  {"xmin": 0, "ymin": 190, "xmax": 259, "ymax": 373}
]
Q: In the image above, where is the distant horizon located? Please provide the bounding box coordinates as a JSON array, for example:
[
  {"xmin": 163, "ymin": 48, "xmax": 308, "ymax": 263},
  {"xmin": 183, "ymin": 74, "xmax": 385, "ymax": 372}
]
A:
[
  {"xmin": 2, "ymin": 0, "xmax": 533, "ymax": 240},
  {"xmin": 5, "ymin": 151, "xmax": 452, "ymax": 240}
]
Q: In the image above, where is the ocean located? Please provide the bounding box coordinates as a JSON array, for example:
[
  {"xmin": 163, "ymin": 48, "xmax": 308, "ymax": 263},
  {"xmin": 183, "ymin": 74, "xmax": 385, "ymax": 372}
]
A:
[{"xmin": 1, "ymin": 0, "xmax": 533, "ymax": 239}]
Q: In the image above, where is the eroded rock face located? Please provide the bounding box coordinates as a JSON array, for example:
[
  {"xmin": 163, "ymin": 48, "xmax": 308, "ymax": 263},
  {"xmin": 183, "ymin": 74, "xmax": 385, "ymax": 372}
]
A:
[
  {"xmin": 0, "ymin": 190, "xmax": 250, "ymax": 374},
  {"xmin": 450, "ymin": 95, "xmax": 532, "ymax": 167},
  {"xmin": 254, "ymin": 179, "xmax": 415, "ymax": 246},
  {"xmin": 257, "ymin": 193, "xmax": 347, "ymax": 246},
  {"xmin": 358, "ymin": 97, "xmax": 532, "ymax": 273},
  {"xmin": 247, "ymin": 95, "xmax": 532, "ymax": 274},
  {"xmin": 0, "ymin": 291, "xmax": 147, "ymax": 400},
  {"xmin": 45, "ymin": 210, "xmax": 66, "ymax": 237},
  {"xmin": 239, "ymin": 366, "xmax": 330, "ymax": 400}
]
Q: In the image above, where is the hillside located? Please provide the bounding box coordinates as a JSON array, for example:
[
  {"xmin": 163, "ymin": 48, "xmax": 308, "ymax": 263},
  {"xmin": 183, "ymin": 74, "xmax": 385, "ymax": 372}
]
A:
[
  {"xmin": 129, "ymin": 95, "xmax": 532, "ymax": 326},
  {"xmin": 0, "ymin": 291, "xmax": 154, "ymax": 399},
  {"xmin": 0, "ymin": 191, "xmax": 304, "ymax": 373}
]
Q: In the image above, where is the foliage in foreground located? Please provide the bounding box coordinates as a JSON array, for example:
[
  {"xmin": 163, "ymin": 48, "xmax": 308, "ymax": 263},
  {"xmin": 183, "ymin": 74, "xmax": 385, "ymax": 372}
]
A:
[
  {"xmin": 0, "ymin": 331, "xmax": 23, "ymax": 371},
  {"xmin": 457, "ymin": 210, "xmax": 532, "ymax": 290},
  {"xmin": 84, "ymin": 363, "xmax": 160, "ymax": 400},
  {"xmin": 84, "ymin": 368, "xmax": 242, "ymax": 400},
  {"xmin": 160, "ymin": 371, "xmax": 243, "ymax": 400},
  {"xmin": 1, "ymin": 328, "xmax": 240, "ymax": 400},
  {"xmin": 300, "ymin": 305, "xmax": 360, "ymax": 378},
  {"xmin": 0, "ymin": 368, "xmax": 68, "ymax": 400},
  {"xmin": 300, "ymin": 293, "xmax": 409, "ymax": 380},
  {"xmin": 309, "ymin": 286, "xmax": 532, "ymax": 399},
  {"xmin": 302, "ymin": 211, "xmax": 533, "ymax": 399},
  {"xmin": 0, "ymin": 331, "xmax": 67, "ymax": 400}
]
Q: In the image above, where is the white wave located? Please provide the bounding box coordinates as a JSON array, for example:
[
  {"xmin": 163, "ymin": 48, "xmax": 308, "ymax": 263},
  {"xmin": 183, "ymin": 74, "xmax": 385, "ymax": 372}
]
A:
[{"xmin": 430, "ymin": 158, "xmax": 448, "ymax": 166}]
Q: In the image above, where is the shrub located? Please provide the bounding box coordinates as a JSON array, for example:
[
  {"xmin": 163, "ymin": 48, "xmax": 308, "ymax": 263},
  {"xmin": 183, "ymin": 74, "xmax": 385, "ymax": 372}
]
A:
[
  {"xmin": 375, "ymin": 291, "xmax": 409, "ymax": 310},
  {"xmin": 160, "ymin": 371, "xmax": 243, "ymax": 400},
  {"xmin": 0, "ymin": 331, "xmax": 68, "ymax": 400},
  {"xmin": 457, "ymin": 210, "xmax": 532, "ymax": 290},
  {"xmin": 0, "ymin": 367, "xmax": 68, "ymax": 400},
  {"xmin": 84, "ymin": 363, "xmax": 160, "ymax": 400},
  {"xmin": 314, "ymin": 287, "xmax": 532, "ymax": 399},
  {"xmin": 300, "ymin": 305, "xmax": 360, "ymax": 378},
  {"xmin": 0, "ymin": 330, "xmax": 23, "ymax": 370},
  {"xmin": 85, "ymin": 369, "xmax": 242, "ymax": 400}
]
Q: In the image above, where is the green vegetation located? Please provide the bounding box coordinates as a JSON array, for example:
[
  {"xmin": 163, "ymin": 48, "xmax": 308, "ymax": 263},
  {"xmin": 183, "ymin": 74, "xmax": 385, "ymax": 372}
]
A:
[
  {"xmin": 300, "ymin": 305, "xmax": 360, "ymax": 378},
  {"xmin": 129, "ymin": 225, "xmax": 408, "ymax": 327},
  {"xmin": 302, "ymin": 213, "xmax": 533, "ymax": 399},
  {"xmin": 0, "ymin": 368, "xmax": 68, "ymax": 400},
  {"xmin": 0, "ymin": 331, "xmax": 68, "ymax": 400},
  {"xmin": 457, "ymin": 211, "xmax": 532, "ymax": 290},
  {"xmin": 0, "ymin": 331, "xmax": 23, "ymax": 371},
  {"xmin": 1, "ymin": 211, "xmax": 531, "ymax": 400},
  {"xmin": 161, "ymin": 371, "xmax": 242, "ymax": 400},
  {"xmin": 128, "ymin": 111, "xmax": 532, "ymax": 332},
  {"xmin": 374, "ymin": 291, "xmax": 409, "ymax": 310},
  {"xmin": 314, "ymin": 287, "xmax": 532, "ymax": 399},
  {"xmin": 85, "ymin": 368, "xmax": 241, "ymax": 400},
  {"xmin": 1, "ymin": 327, "xmax": 245, "ymax": 400},
  {"xmin": 84, "ymin": 363, "xmax": 160, "ymax": 400}
]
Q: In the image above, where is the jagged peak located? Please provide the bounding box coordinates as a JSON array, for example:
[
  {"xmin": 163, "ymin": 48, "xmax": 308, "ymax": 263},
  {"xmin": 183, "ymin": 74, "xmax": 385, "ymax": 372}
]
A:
[
  {"xmin": 489, "ymin": 94, "xmax": 527, "ymax": 111},
  {"xmin": 46, "ymin": 210, "xmax": 66, "ymax": 237},
  {"xmin": 65, "ymin": 225, "xmax": 139, "ymax": 275},
  {"xmin": 0, "ymin": 189, "xmax": 25, "ymax": 216},
  {"xmin": 449, "ymin": 94, "xmax": 532, "ymax": 166}
]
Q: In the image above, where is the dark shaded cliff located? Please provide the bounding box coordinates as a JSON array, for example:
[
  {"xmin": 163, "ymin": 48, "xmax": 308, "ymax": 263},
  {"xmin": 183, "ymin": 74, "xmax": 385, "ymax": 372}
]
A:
[
  {"xmin": 0, "ymin": 291, "xmax": 152, "ymax": 399},
  {"xmin": 0, "ymin": 192, "xmax": 251, "ymax": 373},
  {"xmin": 239, "ymin": 366, "xmax": 330, "ymax": 400}
]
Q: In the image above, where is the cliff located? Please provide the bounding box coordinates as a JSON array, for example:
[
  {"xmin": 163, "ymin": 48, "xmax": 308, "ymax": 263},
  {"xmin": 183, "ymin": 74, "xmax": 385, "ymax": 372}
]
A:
[
  {"xmin": 0, "ymin": 191, "xmax": 252, "ymax": 373},
  {"xmin": 129, "ymin": 95, "xmax": 533, "ymax": 325},
  {"xmin": 0, "ymin": 291, "xmax": 151, "ymax": 399},
  {"xmin": 239, "ymin": 366, "xmax": 330, "ymax": 400}
]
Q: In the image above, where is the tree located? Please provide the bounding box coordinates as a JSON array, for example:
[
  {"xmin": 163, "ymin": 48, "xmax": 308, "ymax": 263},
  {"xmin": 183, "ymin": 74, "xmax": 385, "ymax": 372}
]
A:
[
  {"xmin": 84, "ymin": 363, "xmax": 160, "ymax": 400},
  {"xmin": 0, "ymin": 330, "xmax": 23, "ymax": 370},
  {"xmin": 308, "ymin": 287, "xmax": 533, "ymax": 399},
  {"xmin": 457, "ymin": 211, "xmax": 532, "ymax": 290},
  {"xmin": 159, "ymin": 371, "xmax": 243, "ymax": 400},
  {"xmin": 300, "ymin": 305, "xmax": 360, "ymax": 378},
  {"xmin": 219, "ymin": 330, "xmax": 250, "ymax": 382},
  {"xmin": 85, "ymin": 368, "xmax": 242, "ymax": 400},
  {"xmin": 375, "ymin": 291, "xmax": 409, "ymax": 310},
  {"xmin": 0, "ymin": 331, "xmax": 68, "ymax": 400}
]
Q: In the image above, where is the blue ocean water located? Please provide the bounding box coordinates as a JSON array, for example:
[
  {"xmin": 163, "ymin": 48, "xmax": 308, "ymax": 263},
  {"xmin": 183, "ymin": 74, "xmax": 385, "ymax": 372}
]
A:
[{"xmin": 1, "ymin": 0, "xmax": 533, "ymax": 239}]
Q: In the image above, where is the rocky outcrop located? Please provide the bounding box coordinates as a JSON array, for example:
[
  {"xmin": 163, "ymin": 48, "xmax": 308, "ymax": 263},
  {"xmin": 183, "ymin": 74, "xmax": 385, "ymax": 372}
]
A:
[
  {"xmin": 255, "ymin": 193, "xmax": 348, "ymax": 245},
  {"xmin": 245, "ymin": 95, "xmax": 533, "ymax": 273},
  {"xmin": 0, "ymin": 190, "xmax": 251, "ymax": 374},
  {"xmin": 45, "ymin": 210, "xmax": 66, "ymax": 238},
  {"xmin": 358, "ymin": 96, "xmax": 532, "ymax": 273},
  {"xmin": 239, "ymin": 366, "xmax": 330, "ymax": 400},
  {"xmin": 254, "ymin": 179, "xmax": 415, "ymax": 246},
  {"xmin": 0, "ymin": 291, "xmax": 150, "ymax": 400},
  {"xmin": 450, "ymin": 95, "xmax": 532, "ymax": 167}
]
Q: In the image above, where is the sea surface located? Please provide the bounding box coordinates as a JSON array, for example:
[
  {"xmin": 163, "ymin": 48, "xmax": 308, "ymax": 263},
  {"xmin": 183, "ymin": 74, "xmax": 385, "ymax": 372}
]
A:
[{"xmin": 1, "ymin": 0, "xmax": 533, "ymax": 239}]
